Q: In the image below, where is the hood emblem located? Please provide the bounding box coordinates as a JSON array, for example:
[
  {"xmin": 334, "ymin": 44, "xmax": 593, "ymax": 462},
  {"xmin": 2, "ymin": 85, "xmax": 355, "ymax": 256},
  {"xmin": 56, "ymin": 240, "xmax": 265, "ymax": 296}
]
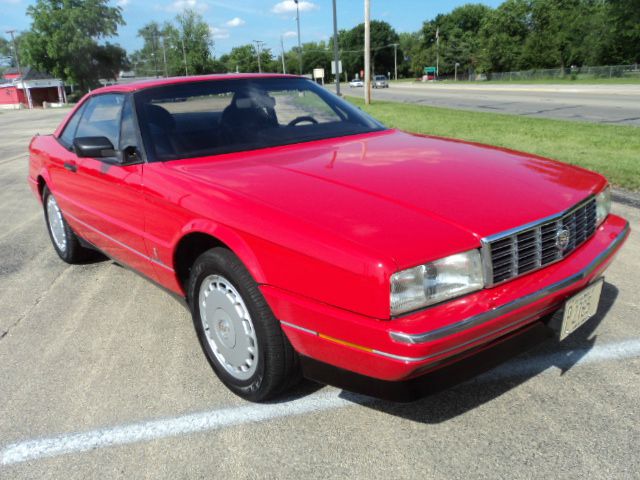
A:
[{"xmin": 556, "ymin": 228, "xmax": 571, "ymax": 251}]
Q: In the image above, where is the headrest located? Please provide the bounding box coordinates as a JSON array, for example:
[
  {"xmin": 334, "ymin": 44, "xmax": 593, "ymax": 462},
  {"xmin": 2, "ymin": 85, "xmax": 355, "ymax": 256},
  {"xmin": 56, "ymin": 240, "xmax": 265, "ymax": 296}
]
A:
[
  {"xmin": 146, "ymin": 103, "xmax": 175, "ymax": 130},
  {"xmin": 234, "ymin": 93, "xmax": 276, "ymax": 109}
]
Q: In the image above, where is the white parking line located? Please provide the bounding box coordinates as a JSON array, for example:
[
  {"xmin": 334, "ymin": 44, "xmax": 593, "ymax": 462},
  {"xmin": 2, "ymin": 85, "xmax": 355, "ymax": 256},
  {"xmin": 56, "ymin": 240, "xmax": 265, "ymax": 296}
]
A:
[{"xmin": 2, "ymin": 338, "xmax": 640, "ymax": 466}]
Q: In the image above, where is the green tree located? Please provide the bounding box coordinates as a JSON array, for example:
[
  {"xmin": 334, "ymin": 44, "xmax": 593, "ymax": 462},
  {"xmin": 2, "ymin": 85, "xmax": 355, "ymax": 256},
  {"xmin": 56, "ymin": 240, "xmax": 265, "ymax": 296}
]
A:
[
  {"xmin": 603, "ymin": 0, "xmax": 640, "ymax": 64},
  {"xmin": 398, "ymin": 32, "xmax": 428, "ymax": 77},
  {"xmin": 174, "ymin": 9, "xmax": 214, "ymax": 75},
  {"xmin": 219, "ymin": 44, "xmax": 275, "ymax": 73},
  {"xmin": 478, "ymin": 0, "xmax": 529, "ymax": 73},
  {"xmin": 132, "ymin": 12, "xmax": 218, "ymax": 77},
  {"xmin": 22, "ymin": 0, "xmax": 125, "ymax": 90},
  {"xmin": 421, "ymin": 4, "xmax": 492, "ymax": 76},
  {"xmin": 338, "ymin": 21, "xmax": 401, "ymax": 78}
]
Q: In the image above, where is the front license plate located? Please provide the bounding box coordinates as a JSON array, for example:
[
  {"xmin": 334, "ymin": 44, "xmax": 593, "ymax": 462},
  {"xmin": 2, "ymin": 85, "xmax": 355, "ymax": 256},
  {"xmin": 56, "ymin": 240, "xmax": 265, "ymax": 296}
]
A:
[{"xmin": 560, "ymin": 279, "xmax": 604, "ymax": 341}]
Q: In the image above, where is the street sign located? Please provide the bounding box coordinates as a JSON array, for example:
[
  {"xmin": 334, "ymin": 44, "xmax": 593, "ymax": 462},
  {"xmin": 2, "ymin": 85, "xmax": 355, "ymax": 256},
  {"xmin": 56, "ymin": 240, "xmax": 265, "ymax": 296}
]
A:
[
  {"xmin": 313, "ymin": 68, "xmax": 325, "ymax": 80},
  {"xmin": 331, "ymin": 61, "xmax": 342, "ymax": 75}
]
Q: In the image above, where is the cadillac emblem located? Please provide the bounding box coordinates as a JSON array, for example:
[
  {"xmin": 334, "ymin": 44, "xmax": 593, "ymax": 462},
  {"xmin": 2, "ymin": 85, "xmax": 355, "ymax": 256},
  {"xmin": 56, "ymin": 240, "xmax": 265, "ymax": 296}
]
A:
[{"xmin": 555, "ymin": 228, "xmax": 571, "ymax": 251}]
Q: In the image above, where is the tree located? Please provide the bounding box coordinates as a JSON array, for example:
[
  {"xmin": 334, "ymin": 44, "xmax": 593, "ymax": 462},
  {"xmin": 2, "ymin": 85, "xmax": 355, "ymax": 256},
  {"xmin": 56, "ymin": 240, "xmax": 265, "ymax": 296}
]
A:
[
  {"xmin": 398, "ymin": 32, "xmax": 428, "ymax": 78},
  {"xmin": 421, "ymin": 4, "xmax": 492, "ymax": 76},
  {"xmin": 22, "ymin": 0, "xmax": 126, "ymax": 90},
  {"xmin": 478, "ymin": 0, "xmax": 530, "ymax": 73},
  {"xmin": 219, "ymin": 44, "xmax": 275, "ymax": 73},
  {"xmin": 603, "ymin": 0, "xmax": 640, "ymax": 64},
  {"xmin": 339, "ymin": 21, "xmax": 401, "ymax": 78},
  {"xmin": 175, "ymin": 9, "xmax": 214, "ymax": 75}
]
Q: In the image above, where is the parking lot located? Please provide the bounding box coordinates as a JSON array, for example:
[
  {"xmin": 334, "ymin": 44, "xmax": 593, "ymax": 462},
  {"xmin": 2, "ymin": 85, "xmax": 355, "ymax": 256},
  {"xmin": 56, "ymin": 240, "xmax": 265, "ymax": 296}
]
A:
[{"xmin": 1, "ymin": 108, "xmax": 639, "ymax": 479}]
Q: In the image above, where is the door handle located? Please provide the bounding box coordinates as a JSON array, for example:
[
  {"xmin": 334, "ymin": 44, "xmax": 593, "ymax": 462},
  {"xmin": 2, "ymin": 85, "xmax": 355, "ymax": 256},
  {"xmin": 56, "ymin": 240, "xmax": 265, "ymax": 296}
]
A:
[{"xmin": 63, "ymin": 161, "xmax": 77, "ymax": 173}]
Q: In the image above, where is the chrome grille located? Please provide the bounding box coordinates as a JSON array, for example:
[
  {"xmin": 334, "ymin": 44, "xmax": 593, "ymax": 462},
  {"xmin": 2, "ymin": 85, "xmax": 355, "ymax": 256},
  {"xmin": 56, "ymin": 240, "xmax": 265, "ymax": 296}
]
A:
[{"xmin": 483, "ymin": 197, "xmax": 597, "ymax": 286}]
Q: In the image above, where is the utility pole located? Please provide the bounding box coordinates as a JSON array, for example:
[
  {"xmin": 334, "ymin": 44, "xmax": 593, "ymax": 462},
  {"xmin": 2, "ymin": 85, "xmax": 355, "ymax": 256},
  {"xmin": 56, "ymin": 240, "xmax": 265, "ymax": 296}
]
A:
[
  {"xmin": 280, "ymin": 36, "xmax": 287, "ymax": 74},
  {"xmin": 364, "ymin": 0, "xmax": 371, "ymax": 104},
  {"xmin": 455, "ymin": 62, "xmax": 460, "ymax": 82},
  {"xmin": 435, "ymin": 27, "xmax": 439, "ymax": 78},
  {"xmin": 331, "ymin": 0, "xmax": 340, "ymax": 95},
  {"xmin": 253, "ymin": 40, "xmax": 264, "ymax": 73},
  {"xmin": 181, "ymin": 35, "xmax": 188, "ymax": 76},
  {"xmin": 294, "ymin": 0, "xmax": 303, "ymax": 75},
  {"xmin": 161, "ymin": 36, "xmax": 168, "ymax": 77},
  {"xmin": 152, "ymin": 31, "xmax": 159, "ymax": 78},
  {"xmin": 392, "ymin": 43, "xmax": 398, "ymax": 81},
  {"xmin": 5, "ymin": 30, "xmax": 21, "ymax": 77}
]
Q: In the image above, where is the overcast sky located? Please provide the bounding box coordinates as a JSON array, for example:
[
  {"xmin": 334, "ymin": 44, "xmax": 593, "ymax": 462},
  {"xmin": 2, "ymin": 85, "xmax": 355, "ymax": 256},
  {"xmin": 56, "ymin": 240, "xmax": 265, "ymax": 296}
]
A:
[{"xmin": 1, "ymin": 0, "xmax": 503, "ymax": 55}]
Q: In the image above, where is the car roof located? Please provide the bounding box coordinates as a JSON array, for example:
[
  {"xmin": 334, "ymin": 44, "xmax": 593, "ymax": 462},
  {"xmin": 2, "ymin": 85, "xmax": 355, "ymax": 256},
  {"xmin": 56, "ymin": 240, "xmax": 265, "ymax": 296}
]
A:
[{"xmin": 93, "ymin": 73, "xmax": 301, "ymax": 94}]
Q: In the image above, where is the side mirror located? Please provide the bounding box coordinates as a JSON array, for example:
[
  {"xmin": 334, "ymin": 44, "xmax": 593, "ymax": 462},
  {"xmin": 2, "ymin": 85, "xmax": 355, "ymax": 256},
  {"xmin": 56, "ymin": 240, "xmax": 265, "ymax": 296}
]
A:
[{"xmin": 73, "ymin": 136, "xmax": 118, "ymax": 158}]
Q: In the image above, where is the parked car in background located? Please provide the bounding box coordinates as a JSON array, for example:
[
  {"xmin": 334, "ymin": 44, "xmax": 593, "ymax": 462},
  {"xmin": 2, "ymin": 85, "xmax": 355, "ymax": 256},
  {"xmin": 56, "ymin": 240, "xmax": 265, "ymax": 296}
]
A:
[
  {"xmin": 28, "ymin": 74, "xmax": 628, "ymax": 402},
  {"xmin": 349, "ymin": 78, "xmax": 364, "ymax": 87},
  {"xmin": 373, "ymin": 75, "xmax": 389, "ymax": 88}
]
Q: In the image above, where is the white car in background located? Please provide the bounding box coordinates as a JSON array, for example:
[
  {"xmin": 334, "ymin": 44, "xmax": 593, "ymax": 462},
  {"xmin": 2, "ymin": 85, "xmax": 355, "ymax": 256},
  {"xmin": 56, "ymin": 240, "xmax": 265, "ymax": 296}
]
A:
[{"xmin": 349, "ymin": 78, "xmax": 364, "ymax": 87}]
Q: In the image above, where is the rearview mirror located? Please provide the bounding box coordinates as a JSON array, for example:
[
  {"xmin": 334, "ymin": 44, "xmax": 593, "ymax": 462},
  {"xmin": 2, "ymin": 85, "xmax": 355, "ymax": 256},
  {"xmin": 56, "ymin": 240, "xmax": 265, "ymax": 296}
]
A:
[{"xmin": 73, "ymin": 136, "xmax": 118, "ymax": 158}]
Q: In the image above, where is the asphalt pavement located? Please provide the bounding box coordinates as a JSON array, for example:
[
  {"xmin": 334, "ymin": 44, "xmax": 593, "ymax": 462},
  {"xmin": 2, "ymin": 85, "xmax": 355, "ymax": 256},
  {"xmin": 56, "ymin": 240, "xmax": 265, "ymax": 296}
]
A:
[
  {"xmin": 341, "ymin": 82, "xmax": 640, "ymax": 126},
  {"xmin": 0, "ymin": 108, "xmax": 639, "ymax": 479}
]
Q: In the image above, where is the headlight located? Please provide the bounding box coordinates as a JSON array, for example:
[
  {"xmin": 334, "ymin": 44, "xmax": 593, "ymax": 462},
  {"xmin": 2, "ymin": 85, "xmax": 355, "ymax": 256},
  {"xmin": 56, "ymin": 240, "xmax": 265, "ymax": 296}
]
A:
[
  {"xmin": 390, "ymin": 250, "xmax": 484, "ymax": 316},
  {"xmin": 595, "ymin": 186, "xmax": 611, "ymax": 226}
]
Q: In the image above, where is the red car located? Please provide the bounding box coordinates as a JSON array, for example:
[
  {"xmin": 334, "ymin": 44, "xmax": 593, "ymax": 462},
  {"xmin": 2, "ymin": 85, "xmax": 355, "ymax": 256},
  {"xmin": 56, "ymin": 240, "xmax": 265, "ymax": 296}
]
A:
[{"xmin": 28, "ymin": 74, "xmax": 629, "ymax": 401}]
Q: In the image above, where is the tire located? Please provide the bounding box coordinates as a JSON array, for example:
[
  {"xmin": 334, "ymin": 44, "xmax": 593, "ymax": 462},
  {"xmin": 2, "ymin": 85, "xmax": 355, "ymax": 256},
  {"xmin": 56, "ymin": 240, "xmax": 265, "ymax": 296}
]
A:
[
  {"xmin": 188, "ymin": 248, "xmax": 300, "ymax": 401},
  {"xmin": 42, "ymin": 186, "xmax": 87, "ymax": 263}
]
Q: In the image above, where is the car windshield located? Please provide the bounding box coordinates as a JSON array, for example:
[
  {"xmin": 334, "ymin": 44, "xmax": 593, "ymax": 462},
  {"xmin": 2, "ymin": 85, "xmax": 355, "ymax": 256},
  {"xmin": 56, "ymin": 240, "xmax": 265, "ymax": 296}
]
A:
[
  {"xmin": 134, "ymin": 77, "xmax": 386, "ymax": 161},
  {"xmin": 375, "ymin": 76, "xmax": 386, "ymax": 80}
]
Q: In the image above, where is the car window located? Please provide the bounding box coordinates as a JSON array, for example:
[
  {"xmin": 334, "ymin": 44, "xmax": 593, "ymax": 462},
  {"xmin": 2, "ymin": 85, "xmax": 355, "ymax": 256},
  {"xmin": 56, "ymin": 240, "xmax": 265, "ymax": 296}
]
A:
[
  {"xmin": 58, "ymin": 103, "xmax": 86, "ymax": 148},
  {"xmin": 134, "ymin": 78, "xmax": 385, "ymax": 162},
  {"xmin": 272, "ymin": 89, "xmax": 341, "ymax": 125},
  {"xmin": 75, "ymin": 94, "xmax": 125, "ymax": 148}
]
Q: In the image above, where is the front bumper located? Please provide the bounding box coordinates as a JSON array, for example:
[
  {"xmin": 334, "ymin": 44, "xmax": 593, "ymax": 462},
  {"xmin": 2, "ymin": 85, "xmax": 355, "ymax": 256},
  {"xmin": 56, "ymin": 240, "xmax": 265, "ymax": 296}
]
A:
[{"xmin": 262, "ymin": 214, "xmax": 629, "ymax": 382}]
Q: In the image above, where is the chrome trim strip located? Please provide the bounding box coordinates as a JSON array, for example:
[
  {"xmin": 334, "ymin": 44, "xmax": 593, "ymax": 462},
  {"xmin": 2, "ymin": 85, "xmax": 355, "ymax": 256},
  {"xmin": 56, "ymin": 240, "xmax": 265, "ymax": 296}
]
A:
[
  {"xmin": 63, "ymin": 210, "xmax": 175, "ymax": 272},
  {"xmin": 280, "ymin": 320, "xmax": 318, "ymax": 336},
  {"xmin": 375, "ymin": 311, "xmax": 545, "ymax": 363},
  {"xmin": 482, "ymin": 195, "xmax": 595, "ymax": 243},
  {"xmin": 390, "ymin": 222, "xmax": 629, "ymax": 345}
]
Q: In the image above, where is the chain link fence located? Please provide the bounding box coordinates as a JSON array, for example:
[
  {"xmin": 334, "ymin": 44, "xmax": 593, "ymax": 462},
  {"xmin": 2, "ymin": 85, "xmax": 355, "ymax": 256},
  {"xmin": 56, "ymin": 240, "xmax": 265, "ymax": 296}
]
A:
[{"xmin": 467, "ymin": 64, "xmax": 640, "ymax": 81}]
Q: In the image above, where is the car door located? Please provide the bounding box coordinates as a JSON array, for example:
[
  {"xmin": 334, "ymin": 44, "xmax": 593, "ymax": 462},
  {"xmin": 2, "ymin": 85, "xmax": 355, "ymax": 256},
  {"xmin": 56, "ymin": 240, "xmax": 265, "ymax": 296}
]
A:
[{"xmin": 60, "ymin": 93, "xmax": 157, "ymax": 279}]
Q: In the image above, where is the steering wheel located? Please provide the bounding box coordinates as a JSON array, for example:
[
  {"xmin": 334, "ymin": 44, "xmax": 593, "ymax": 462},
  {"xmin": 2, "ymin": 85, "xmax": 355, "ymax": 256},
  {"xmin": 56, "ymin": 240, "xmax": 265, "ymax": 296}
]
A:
[{"xmin": 288, "ymin": 115, "xmax": 318, "ymax": 126}]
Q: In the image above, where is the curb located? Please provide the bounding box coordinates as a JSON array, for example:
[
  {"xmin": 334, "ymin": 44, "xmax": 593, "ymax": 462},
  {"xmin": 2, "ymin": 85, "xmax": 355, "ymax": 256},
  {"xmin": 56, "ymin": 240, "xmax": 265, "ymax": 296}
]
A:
[{"xmin": 612, "ymin": 188, "xmax": 640, "ymax": 209}]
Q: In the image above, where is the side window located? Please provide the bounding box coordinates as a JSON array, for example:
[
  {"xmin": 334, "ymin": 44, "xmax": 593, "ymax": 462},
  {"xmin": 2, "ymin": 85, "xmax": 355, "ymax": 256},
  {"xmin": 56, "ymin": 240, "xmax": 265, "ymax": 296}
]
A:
[
  {"xmin": 58, "ymin": 103, "xmax": 86, "ymax": 148},
  {"xmin": 75, "ymin": 94, "xmax": 125, "ymax": 148}
]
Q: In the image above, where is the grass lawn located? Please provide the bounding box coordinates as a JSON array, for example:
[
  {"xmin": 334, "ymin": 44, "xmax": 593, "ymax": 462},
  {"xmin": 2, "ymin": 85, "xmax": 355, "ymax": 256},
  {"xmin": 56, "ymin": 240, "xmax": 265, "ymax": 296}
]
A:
[{"xmin": 347, "ymin": 97, "xmax": 640, "ymax": 191}]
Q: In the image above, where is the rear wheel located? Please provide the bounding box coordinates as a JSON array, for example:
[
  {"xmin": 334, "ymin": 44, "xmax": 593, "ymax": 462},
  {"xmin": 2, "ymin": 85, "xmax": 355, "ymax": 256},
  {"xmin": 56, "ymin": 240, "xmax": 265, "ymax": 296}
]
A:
[
  {"xmin": 188, "ymin": 248, "xmax": 299, "ymax": 401},
  {"xmin": 43, "ymin": 186, "xmax": 87, "ymax": 263}
]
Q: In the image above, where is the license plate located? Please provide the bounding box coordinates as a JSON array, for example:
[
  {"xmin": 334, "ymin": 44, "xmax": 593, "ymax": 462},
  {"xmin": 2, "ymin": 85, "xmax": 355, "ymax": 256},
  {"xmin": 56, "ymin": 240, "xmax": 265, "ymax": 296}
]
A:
[{"xmin": 559, "ymin": 279, "xmax": 603, "ymax": 341}]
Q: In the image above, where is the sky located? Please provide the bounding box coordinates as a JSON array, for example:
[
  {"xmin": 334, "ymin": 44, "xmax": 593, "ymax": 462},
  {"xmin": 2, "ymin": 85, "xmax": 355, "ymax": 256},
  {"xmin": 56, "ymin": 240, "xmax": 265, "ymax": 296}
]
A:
[{"xmin": 1, "ymin": 0, "xmax": 504, "ymax": 56}]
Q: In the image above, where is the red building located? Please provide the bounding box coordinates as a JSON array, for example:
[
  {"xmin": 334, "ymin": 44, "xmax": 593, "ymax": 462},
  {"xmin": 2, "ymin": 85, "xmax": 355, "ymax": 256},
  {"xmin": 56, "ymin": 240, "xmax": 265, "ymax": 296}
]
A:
[{"xmin": 0, "ymin": 67, "xmax": 66, "ymax": 109}]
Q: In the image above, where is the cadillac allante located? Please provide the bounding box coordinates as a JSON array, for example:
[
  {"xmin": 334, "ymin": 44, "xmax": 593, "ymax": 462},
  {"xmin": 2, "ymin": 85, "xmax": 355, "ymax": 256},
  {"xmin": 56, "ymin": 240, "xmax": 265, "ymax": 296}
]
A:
[{"xmin": 28, "ymin": 75, "xmax": 629, "ymax": 401}]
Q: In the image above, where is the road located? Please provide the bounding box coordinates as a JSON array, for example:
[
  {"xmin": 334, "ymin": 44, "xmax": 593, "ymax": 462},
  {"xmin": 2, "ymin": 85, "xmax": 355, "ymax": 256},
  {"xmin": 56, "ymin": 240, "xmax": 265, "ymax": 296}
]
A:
[
  {"xmin": 341, "ymin": 83, "xmax": 640, "ymax": 126},
  {"xmin": 1, "ymin": 109, "xmax": 639, "ymax": 479}
]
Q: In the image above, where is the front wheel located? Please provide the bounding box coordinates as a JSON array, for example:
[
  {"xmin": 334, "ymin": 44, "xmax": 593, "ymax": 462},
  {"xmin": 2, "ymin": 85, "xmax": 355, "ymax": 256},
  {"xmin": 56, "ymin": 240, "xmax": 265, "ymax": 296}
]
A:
[
  {"xmin": 188, "ymin": 248, "xmax": 299, "ymax": 401},
  {"xmin": 43, "ymin": 186, "xmax": 87, "ymax": 263}
]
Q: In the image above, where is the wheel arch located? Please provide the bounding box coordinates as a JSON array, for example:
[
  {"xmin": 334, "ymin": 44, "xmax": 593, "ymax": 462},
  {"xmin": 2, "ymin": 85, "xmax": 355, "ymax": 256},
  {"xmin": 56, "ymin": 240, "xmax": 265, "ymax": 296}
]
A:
[
  {"xmin": 35, "ymin": 170, "xmax": 53, "ymax": 202},
  {"xmin": 172, "ymin": 223, "xmax": 267, "ymax": 293}
]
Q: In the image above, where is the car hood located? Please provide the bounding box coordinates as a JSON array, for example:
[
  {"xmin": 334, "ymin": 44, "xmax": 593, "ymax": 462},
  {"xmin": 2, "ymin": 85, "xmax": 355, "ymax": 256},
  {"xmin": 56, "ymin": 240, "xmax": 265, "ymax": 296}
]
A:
[{"xmin": 168, "ymin": 129, "xmax": 606, "ymax": 269}]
